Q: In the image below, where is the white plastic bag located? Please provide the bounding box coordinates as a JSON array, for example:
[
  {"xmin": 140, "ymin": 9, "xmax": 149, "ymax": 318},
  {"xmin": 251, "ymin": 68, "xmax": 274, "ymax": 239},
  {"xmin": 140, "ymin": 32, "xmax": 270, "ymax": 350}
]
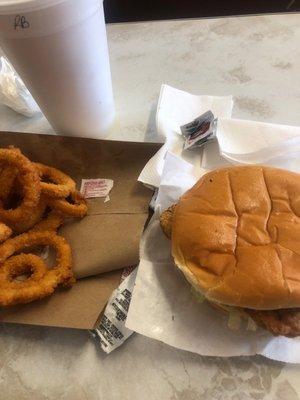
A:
[{"xmin": 0, "ymin": 57, "xmax": 41, "ymax": 117}]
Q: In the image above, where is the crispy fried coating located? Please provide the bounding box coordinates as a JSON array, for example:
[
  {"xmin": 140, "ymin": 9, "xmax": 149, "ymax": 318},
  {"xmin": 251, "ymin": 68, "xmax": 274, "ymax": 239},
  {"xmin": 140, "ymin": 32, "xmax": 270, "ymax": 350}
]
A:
[
  {"xmin": 160, "ymin": 204, "xmax": 176, "ymax": 239},
  {"xmin": 0, "ymin": 231, "xmax": 74, "ymax": 306},
  {"xmin": 0, "ymin": 148, "xmax": 89, "ymax": 306},
  {"xmin": 0, "ymin": 166, "xmax": 18, "ymax": 201},
  {"xmin": 9, "ymin": 199, "xmax": 47, "ymax": 234},
  {"xmin": 46, "ymin": 190, "xmax": 88, "ymax": 218},
  {"xmin": 0, "ymin": 223, "xmax": 12, "ymax": 243},
  {"xmin": 31, "ymin": 211, "xmax": 64, "ymax": 232},
  {"xmin": 0, "ymin": 148, "xmax": 41, "ymax": 226},
  {"xmin": 35, "ymin": 163, "xmax": 76, "ymax": 199},
  {"xmin": 245, "ymin": 308, "xmax": 300, "ymax": 338}
]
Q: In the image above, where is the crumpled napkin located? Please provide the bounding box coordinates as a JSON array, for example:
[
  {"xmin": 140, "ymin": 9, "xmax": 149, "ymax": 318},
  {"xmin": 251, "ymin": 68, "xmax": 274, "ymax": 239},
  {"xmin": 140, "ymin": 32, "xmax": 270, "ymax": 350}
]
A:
[
  {"xmin": 203, "ymin": 118, "xmax": 300, "ymax": 172},
  {"xmin": 138, "ymin": 84, "xmax": 233, "ymax": 187}
]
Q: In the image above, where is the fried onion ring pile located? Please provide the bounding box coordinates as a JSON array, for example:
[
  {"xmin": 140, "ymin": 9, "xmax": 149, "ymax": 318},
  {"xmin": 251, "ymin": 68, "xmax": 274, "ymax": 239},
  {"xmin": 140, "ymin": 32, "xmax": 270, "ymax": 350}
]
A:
[{"xmin": 0, "ymin": 147, "xmax": 88, "ymax": 306}]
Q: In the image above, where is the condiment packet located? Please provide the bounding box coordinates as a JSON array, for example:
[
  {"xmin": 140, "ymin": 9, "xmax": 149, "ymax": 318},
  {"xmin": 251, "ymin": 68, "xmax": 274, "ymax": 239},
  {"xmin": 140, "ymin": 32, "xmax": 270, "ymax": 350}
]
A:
[
  {"xmin": 181, "ymin": 111, "xmax": 217, "ymax": 150},
  {"xmin": 80, "ymin": 179, "xmax": 114, "ymax": 200},
  {"xmin": 91, "ymin": 267, "xmax": 137, "ymax": 354},
  {"xmin": 138, "ymin": 84, "xmax": 233, "ymax": 188}
]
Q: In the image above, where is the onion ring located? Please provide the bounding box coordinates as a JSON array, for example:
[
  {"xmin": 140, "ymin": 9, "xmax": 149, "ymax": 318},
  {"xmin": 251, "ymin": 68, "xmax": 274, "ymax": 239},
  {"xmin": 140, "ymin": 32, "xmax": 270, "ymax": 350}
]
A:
[
  {"xmin": 0, "ymin": 230, "xmax": 72, "ymax": 276},
  {"xmin": 46, "ymin": 190, "xmax": 88, "ymax": 218},
  {"xmin": 0, "ymin": 254, "xmax": 51, "ymax": 305},
  {"xmin": 0, "ymin": 166, "xmax": 18, "ymax": 201},
  {"xmin": 0, "ymin": 223, "xmax": 12, "ymax": 243},
  {"xmin": 0, "ymin": 231, "xmax": 74, "ymax": 306},
  {"xmin": 9, "ymin": 199, "xmax": 47, "ymax": 234},
  {"xmin": 0, "ymin": 149, "xmax": 41, "ymax": 226},
  {"xmin": 0, "ymin": 148, "xmax": 23, "ymax": 201},
  {"xmin": 31, "ymin": 211, "xmax": 64, "ymax": 232},
  {"xmin": 0, "ymin": 155, "xmax": 22, "ymax": 205},
  {"xmin": 0, "ymin": 254, "xmax": 47, "ymax": 287},
  {"xmin": 35, "ymin": 163, "xmax": 76, "ymax": 198}
]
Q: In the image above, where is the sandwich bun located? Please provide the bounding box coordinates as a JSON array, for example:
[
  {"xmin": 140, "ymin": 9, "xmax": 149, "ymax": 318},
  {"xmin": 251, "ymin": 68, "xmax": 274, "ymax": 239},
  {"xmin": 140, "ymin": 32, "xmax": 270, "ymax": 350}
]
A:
[{"xmin": 163, "ymin": 166, "xmax": 300, "ymax": 310}]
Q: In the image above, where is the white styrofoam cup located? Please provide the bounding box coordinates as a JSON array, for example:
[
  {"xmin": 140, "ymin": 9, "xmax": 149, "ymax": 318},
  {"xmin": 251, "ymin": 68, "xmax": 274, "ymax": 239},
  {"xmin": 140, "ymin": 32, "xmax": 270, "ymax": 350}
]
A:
[{"xmin": 0, "ymin": 0, "xmax": 115, "ymax": 139}]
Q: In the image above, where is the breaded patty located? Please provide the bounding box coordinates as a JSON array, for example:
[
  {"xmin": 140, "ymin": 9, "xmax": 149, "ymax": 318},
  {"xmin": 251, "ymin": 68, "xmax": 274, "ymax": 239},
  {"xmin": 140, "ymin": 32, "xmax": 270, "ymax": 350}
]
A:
[{"xmin": 245, "ymin": 308, "xmax": 300, "ymax": 337}]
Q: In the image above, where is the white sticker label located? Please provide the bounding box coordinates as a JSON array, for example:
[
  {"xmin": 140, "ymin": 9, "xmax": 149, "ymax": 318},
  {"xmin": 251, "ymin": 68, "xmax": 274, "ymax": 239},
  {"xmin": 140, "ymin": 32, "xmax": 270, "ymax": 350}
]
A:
[{"xmin": 80, "ymin": 179, "xmax": 114, "ymax": 199}]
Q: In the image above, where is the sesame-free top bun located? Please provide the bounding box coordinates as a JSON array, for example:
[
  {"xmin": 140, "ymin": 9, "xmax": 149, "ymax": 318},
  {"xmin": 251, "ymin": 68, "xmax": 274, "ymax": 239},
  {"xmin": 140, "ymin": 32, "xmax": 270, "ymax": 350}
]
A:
[{"xmin": 171, "ymin": 165, "xmax": 300, "ymax": 310}]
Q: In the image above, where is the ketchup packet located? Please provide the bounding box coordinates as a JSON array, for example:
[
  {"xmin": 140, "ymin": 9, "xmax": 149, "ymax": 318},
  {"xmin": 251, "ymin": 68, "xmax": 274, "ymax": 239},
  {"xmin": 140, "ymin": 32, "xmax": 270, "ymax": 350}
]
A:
[{"xmin": 181, "ymin": 111, "xmax": 217, "ymax": 150}]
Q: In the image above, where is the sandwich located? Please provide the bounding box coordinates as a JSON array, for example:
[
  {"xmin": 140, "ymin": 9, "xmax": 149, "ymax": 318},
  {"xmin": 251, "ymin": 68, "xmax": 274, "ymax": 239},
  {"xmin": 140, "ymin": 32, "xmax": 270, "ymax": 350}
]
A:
[{"xmin": 160, "ymin": 165, "xmax": 300, "ymax": 337}]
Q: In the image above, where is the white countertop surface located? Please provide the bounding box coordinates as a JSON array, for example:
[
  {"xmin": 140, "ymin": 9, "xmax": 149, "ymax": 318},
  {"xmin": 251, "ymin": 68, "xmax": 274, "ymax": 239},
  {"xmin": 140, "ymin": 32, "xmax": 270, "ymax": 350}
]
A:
[{"xmin": 1, "ymin": 13, "xmax": 300, "ymax": 400}]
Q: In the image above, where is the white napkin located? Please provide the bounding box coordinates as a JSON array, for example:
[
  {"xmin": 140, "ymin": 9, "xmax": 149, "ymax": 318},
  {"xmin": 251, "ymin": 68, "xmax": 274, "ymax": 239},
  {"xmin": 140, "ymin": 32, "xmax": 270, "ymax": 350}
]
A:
[
  {"xmin": 138, "ymin": 84, "xmax": 233, "ymax": 187},
  {"xmin": 155, "ymin": 152, "xmax": 198, "ymax": 211},
  {"xmin": 203, "ymin": 118, "xmax": 300, "ymax": 172}
]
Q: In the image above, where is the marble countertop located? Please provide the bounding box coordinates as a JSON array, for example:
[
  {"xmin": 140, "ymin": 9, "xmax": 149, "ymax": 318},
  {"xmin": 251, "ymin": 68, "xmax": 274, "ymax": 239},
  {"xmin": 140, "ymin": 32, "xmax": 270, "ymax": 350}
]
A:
[{"xmin": 1, "ymin": 13, "xmax": 300, "ymax": 400}]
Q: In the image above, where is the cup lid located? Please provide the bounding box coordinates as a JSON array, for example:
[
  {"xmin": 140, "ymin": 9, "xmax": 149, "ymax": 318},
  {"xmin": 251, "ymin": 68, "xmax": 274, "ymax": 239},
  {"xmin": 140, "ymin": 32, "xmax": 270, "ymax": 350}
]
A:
[{"xmin": 0, "ymin": 0, "xmax": 66, "ymax": 14}]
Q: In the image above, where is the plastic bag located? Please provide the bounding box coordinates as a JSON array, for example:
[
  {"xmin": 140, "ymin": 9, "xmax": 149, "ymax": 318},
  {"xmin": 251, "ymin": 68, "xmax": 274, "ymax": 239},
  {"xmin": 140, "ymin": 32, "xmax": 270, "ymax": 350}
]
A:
[{"xmin": 0, "ymin": 57, "xmax": 41, "ymax": 117}]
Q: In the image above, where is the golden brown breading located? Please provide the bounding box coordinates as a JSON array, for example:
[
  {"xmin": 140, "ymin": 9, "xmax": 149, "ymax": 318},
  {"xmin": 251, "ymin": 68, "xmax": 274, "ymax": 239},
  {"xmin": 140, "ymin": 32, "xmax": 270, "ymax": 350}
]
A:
[
  {"xmin": 46, "ymin": 190, "xmax": 87, "ymax": 218},
  {"xmin": 0, "ymin": 231, "xmax": 74, "ymax": 306},
  {"xmin": 0, "ymin": 223, "xmax": 12, "ymax": 243},
  {"xmin": 35, "ymin": 162, "xmax": 76, "ymax": 198},
  {"xmin": 160, "ymin": 204, "xmax": 176, "ymax": 239},
  {"xmin": 245, "ymin": 308, "xmax": 300, "ymax": 337},
  {"xmin": 31, "ymin": 211, "xmax": 64, "ymax": 232},
  {"xmin": 0, "ymin": 148, "xmax": 41, "ymax": 226},
  {"xmin": 0, "ymin": 166, "xmax": 18, "ymax": 201}
]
